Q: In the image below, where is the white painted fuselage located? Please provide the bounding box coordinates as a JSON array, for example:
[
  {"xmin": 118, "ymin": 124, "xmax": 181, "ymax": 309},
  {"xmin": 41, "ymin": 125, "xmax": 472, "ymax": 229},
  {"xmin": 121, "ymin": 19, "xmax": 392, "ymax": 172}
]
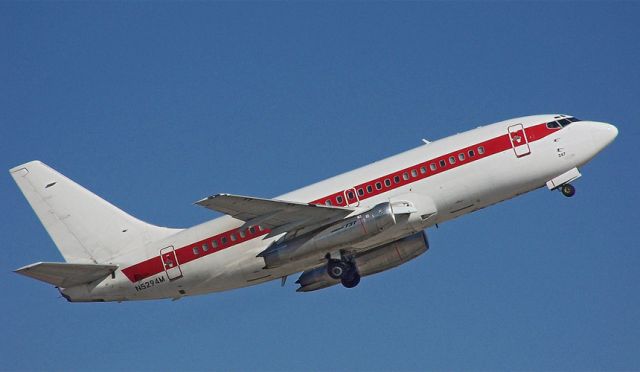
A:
[{"xmin": 15, "ymin": 114, "xmax": 617, "ymax": 302}]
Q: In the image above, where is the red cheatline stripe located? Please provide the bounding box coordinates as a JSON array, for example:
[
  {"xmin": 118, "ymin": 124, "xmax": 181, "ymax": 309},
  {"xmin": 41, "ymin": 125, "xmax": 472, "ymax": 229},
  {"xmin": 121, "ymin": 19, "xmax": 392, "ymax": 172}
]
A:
[
  {"xmin": 122, "ymin": 227, "xmax": 270, "ymax": 282},
  {"xmin": 122, "ymin": 122, "xmax": 558, "ymax": 282}
]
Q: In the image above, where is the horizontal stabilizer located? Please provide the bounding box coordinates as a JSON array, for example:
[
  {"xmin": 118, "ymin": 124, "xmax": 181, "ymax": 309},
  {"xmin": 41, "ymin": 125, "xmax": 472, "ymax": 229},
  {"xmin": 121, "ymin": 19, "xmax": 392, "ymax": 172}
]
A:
[{"xmin": 15, "ymin": 262, "xmax": 118, "ymax": 288}]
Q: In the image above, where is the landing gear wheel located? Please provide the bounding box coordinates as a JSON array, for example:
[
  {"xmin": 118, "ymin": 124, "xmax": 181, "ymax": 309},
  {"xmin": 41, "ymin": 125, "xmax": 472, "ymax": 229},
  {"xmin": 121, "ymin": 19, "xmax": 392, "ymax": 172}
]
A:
[
  {"xmin": 341, "ymin": 269, "xmax": 361, "ymax": 289},
  {"xmin": 327, "ymin": 260, "xmax": 349, "ymax": 279},
  {"xmin": 561, "ymin": 183, "xmax": 576, "ymax": 197}
]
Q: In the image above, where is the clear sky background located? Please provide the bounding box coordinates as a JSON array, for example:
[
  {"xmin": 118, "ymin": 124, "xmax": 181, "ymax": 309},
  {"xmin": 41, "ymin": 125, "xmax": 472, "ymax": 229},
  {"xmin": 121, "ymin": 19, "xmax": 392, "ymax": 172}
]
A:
[{"xmin": 1, "ymin": 2, "xmax": 638, "ymax": 371}]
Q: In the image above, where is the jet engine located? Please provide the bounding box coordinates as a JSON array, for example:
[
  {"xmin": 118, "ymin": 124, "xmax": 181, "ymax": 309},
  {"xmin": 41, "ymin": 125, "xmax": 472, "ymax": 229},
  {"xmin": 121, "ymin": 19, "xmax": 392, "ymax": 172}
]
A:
[
  {"xmin": 295, "ymin": 231, "xmax": 429, "ymax": 292},
  {"xmin": 259, "ymin": 202, "xmax": 397, "ymax": 269}
]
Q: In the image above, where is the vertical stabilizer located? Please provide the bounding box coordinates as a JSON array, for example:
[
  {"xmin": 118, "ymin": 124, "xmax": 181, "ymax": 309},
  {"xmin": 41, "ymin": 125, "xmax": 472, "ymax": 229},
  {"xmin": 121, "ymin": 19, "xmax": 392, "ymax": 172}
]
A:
[{"xmin": 10, "ymin": 161, "xmax": 181, "ymax": 263}]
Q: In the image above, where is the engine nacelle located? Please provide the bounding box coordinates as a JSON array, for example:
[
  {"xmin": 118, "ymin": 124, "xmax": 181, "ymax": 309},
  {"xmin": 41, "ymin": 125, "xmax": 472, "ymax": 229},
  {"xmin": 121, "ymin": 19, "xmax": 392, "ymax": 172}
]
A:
[
  {"xmin": 296, "ymin": 231, "xmax": 429, "ymax": 292},
  {"xmin": 259, "ymin": 202, "xmax": 396, "ymax": 269}
]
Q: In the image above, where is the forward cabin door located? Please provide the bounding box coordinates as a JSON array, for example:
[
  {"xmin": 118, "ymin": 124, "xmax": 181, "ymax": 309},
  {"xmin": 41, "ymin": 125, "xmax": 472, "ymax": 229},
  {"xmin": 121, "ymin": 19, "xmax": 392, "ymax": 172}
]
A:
[
  {"xmin": 508, "ymin": 124, "xmax": 531, "ymax": 157},
  {"xmin": 160, "ymin": 246, "xmax": 183, "ymax": 280}
]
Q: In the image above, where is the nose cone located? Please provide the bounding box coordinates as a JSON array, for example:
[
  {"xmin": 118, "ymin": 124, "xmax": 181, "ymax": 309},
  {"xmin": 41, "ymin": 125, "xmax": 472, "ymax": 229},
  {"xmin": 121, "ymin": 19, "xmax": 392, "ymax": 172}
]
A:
[{"xmin": 591, "ymin": 122, "xmax": 618, "ymax": 151}]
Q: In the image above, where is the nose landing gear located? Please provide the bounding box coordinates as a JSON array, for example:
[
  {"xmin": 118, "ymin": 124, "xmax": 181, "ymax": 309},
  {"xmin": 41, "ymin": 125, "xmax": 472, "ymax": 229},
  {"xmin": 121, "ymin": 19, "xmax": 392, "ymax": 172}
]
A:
[
  {"xmin": 326, "ymin": 254, "xmax": 361, "ymax": 289},
  {"xmin": 560, "ymin": 183, "xmax": 576, "ymax": 197}
]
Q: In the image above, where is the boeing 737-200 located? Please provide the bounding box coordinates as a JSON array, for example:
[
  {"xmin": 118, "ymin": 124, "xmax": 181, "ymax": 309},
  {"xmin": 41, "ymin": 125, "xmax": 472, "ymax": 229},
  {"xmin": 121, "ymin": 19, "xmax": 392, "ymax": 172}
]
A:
[{"xmin": 11, "ymin": 114, "xmax": 617, "ymax": 301}]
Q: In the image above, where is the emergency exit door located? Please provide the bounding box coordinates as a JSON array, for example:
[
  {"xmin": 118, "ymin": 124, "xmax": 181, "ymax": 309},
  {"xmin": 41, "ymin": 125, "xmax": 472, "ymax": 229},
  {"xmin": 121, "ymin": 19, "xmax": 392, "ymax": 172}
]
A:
[
  {"xmin": 508, "ymin": 124, "xmax": 531, "ymax": 157},
  {"xmin": 344, "ymin": 187, "xmax": 360, "ymax": 207},
  {"xmin": 160, "ymin": 246, "xmax": 183, "ymax": 280}
]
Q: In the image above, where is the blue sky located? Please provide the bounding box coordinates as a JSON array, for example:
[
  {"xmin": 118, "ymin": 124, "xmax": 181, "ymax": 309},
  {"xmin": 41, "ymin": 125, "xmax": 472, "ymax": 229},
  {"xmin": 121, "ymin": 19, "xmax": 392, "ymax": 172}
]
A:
[{"xmin": 1, "ymin": 2, "xmax": 638, "ymax": 370}]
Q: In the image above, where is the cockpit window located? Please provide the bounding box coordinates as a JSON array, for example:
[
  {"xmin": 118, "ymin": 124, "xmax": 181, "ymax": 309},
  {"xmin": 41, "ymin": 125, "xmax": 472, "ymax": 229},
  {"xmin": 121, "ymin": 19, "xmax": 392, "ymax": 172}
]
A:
[{"xmin": 547, "ymin": 117, "xmax": 580, "ymax": 129}]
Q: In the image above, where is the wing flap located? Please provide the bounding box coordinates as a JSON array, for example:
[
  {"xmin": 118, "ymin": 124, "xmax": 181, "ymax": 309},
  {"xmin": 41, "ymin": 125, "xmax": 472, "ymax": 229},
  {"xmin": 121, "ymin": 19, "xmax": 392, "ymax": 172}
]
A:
[
  {"xmin": 195, "ymin": 193, "xmax": 354, "ymax": 239},
  {"xmin": 15, "ymin": 262, "xmax": 118, "ymax": 287}
]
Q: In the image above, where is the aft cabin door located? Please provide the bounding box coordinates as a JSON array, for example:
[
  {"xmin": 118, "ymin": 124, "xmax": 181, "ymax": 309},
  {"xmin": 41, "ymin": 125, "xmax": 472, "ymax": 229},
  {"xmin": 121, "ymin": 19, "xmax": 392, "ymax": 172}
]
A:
[
  {"xmin": 508, "ymin": 124, "xmax": 531, "ymax": 157},
  {"xmin": 160, "ymin": 246, "xmax": 183, "ymax": 280}
]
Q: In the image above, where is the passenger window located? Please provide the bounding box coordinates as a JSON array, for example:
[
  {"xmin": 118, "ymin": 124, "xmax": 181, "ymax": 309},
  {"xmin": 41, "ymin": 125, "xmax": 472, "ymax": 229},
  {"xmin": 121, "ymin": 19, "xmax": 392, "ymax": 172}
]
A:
[
  {"xmin": 430, "ymin": 163, "xmax": 436, "ymax": 171},
  {"xmin": 347, "ymin": 191, "xmax": 354, "ymax": 199},
  {"xmin": 193, "ymin": 246, "xmax": 199, "ymax": 255},
  {"xmin": 336, "ymin": 195, "xmax": 343, "ymax": 204},
  {"xmin": 258, "ymin": 225, "xmax": 264, "ymax": 231},
  {"xmin": 202, "ymin": 243, "xmax": 209, "ymax": 252},
  {"xmin": 403, "ymin": 172, "xmax": 409, "ymax": 181},
  {"xmin": 394, "ymin": 175, "xmax": 400, "ymax": 184},
  {"xmin": 411, "ymin": 169, "xmax": 418, "ymax": 177},
  {"xmin": 357, "ymin": 188, "xmax": 364, "ymax": 196},
  {"xmin": 212, "ymin": 239, "xmax": 219, "ymax": 248},
  {"xmin": 478, "ymin": 146, "xmax": 485, "ymax": 155},
  {"xmin": 239, "ymin": 230, "xmax": 246, "ymax": 238},
  {"xmin": 249, "ymin": 226, "xmax": 256, "ymax": 234},
  {"xmin": 230, "ymin": 233, "xmax": 237, "ymax": 242},
  {"xmin": 468, "ymin": 149, "xmax": 475, "ymax": 157},
  {"xmin": 367, "ymin": 185, "xmax": 373, "ymax": 193},
  {"xmin": 420, "ymin": 166, "xmax": 426, "ymax": 174},
  {"xmin": 384, "ymin": 179, "xmax": 391, "ymax": 187},
  {"xmin": 375, "ymin": 182, "xmax": 382, "ymax": 190},
  {"xmin": 325, "ymin": 199, "xmax": 332, "ymax": 206},
  {"xmin": 439, "ymin": 159, "xmax": 446, "ymax": 168},
  {"xmin": 458, "ymin": 153, "xmax": 465, "ymax": 161},
  {"xmin": 221, "ymin": 237, "xmax": 227, "ymax": 245},
  {"xmin": 449, "ymin": 156, "xmax": 455, "ymax": 164}
]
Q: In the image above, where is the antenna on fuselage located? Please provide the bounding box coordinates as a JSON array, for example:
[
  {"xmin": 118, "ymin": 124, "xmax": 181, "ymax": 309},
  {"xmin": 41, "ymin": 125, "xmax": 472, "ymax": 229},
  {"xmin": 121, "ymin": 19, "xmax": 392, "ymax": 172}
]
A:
[{"xmin": 421, "ymin": 138, "xmax": 431, "ymax": 144}]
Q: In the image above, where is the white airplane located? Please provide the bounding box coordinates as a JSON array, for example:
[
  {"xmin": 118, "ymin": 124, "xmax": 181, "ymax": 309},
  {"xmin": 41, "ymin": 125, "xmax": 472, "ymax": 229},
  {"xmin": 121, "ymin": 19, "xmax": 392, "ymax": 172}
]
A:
[{"xmin": 11, "ymin": 114, "xmax": 617, "ymax": 302}]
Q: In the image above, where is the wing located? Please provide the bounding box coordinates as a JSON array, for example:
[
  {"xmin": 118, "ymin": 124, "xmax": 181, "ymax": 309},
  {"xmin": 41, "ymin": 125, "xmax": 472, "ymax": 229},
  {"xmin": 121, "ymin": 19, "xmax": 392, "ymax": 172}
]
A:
[
  {"xmin": 15, "ymin": 262, "xmax": 118, "ymax": 287},
  {"xmin": 195, "ymin": 193, "xmax": 355, "ymax": 240}
]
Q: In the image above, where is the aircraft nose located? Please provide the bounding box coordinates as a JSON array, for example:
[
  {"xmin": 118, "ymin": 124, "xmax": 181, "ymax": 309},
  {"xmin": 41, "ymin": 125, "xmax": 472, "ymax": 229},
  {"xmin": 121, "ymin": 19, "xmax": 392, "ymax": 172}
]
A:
[{"xmin": 591, "ymin": 122, "xmax": 618, "ymax": 150}]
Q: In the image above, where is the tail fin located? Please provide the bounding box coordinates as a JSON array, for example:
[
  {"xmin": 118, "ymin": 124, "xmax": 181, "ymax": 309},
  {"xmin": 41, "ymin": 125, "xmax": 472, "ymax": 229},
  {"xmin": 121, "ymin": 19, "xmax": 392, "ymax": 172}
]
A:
[{"xmin": 10, "ymin": 161, "xmax": 181, "ymax": 263}]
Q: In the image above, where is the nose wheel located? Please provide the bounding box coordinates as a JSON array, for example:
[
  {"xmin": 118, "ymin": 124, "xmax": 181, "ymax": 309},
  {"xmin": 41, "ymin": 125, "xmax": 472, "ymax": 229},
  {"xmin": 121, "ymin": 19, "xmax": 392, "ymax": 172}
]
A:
[
  {"xmin": 326, "ymin": 257, "xmax": 361, "ymax": 289},
  {"xmin": 560, "ymin": 183, "xmax": 576, "ymax": 197}
]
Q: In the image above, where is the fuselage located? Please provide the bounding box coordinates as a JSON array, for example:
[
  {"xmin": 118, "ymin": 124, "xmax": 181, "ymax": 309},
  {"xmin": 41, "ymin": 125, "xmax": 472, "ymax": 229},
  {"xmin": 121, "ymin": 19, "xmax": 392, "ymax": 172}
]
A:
[{"xmin": 62, "ymin": 114, "xmax": 618, "ymax": 301}]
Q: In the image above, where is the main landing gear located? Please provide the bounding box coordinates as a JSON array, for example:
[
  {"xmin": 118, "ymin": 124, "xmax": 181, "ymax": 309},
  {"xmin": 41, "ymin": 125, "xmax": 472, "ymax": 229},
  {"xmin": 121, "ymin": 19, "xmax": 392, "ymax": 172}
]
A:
[
  {"xmin": 560, "ymin": 183, "xmax": 576, "ymax": 198},
  {"xmin": 326, "ymin": 254, "xmax": 361, "ymax": 289}
]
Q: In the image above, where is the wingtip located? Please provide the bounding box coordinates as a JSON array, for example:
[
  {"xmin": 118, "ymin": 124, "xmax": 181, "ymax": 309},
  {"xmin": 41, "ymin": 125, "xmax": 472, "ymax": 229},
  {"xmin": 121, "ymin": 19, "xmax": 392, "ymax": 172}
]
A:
[
  {"xmin": 194, "ymin": 193, "xmax": 224, "ymax": 205},
  {"xmin": 194, "ymin": 196, "xmax": 211, "ymax": 203}
]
